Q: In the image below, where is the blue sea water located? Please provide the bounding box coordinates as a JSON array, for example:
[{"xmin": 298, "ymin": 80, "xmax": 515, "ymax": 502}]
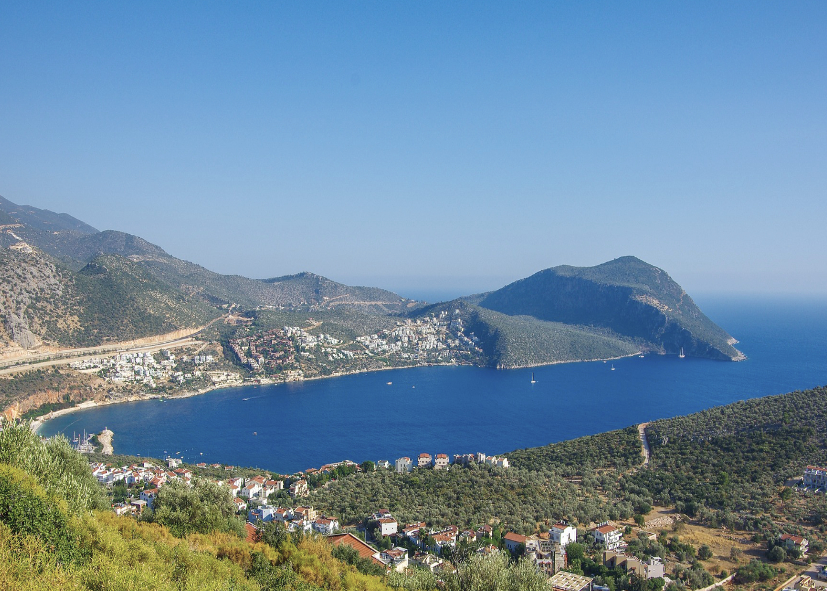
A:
[{"xmin": 38, "ymin": 296, "xmax": 827, "ymax": 475}]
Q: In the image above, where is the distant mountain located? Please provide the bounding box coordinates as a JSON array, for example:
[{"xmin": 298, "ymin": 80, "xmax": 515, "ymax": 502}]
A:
[
  {"xmin": 0, "ymin": 196, "xmax": 416, "ymax": 315},
  {"xmin": 474, "ymin": 256, "xmax": 741, "ymax": 361}
]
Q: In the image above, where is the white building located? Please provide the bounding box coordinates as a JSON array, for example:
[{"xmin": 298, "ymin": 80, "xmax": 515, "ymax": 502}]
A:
[
  {"xmin": 593, "ymin": 524, "xmax": 623, "ymax": 550},
  {"xmin": 550, "ymin": 523, "xmax": 577, "ymax": 548},
  {"xmin": 395, "ymin": 457, "xmax": 413, "ymax": 473},
  {"xmin": 377, "ymin": 518, "xmax": 398, "ymax": 537},
  {"xmin": 312, "ymin": 517, "xmax": 340, "ymax": 535}
]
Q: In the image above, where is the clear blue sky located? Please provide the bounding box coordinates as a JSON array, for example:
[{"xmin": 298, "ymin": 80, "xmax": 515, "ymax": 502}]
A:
[{"xmin": 1, "ymin": 2, "xmax": 825, "ymax": 299}]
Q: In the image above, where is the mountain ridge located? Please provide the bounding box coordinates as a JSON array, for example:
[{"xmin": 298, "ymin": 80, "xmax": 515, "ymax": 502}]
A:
[{"xmin": 0, "ymin": 196, "xmax": 740, "ymax": 363}]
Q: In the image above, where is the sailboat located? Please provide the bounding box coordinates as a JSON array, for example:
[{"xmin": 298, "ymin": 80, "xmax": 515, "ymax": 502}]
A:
[
  {"xmin": 679, "ymin": 347, "xmax": 685, "ymax": 359},
  {"xmin": 611, "ymin": 364, "xmax": 615, "ymax": 371},
  {"xmin": 530, "ymin": 372, "xmax": 536, "ymax": 384}
]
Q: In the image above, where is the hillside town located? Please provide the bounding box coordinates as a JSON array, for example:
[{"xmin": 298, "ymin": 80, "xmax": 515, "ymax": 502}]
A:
[
  {"xmin": 91, "ymin": 451, "xmax": 674, "ymax": 589},
  {"xmin": 70, "ymin": 349, "xmax": 217, "ymax": 388},
  {"xmin": 228, "ymin": 311, "xmax": 485, "ymax": 379}
]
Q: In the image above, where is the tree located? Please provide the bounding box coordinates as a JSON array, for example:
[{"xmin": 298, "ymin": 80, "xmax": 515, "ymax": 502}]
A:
[
  {"xmin": 147, "ymin": 478, "xmax": 244, "ymax": 538},
  {"xmin": 360, "ymin": 461, "xmax": 375, "ymax": 473},
  {"xmin": 767, "ymin": 545, "xmax": 786, "ymax": 563},
  {"xmin": 698, "ymin": 545, "xmax": 713, "ymax": 560}
]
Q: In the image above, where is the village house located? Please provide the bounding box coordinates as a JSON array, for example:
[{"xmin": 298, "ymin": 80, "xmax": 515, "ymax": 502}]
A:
[
  {"xmin": 503, "ymin": 532, "xmax": 528, "ymax": 553},
  {"xmin": 376, "ymin": 460, "xmax": 391, "ymax": 470},
  {"xmin": 550, "ymin": 522, "xmax": 577, "ymax": 548},
  {"xmin": 409, "ymin": 552, "xmax": 445, "ymax": 573},
  {"xmin": 312, "ymin": 516, "xmax": 340, "ymax": 535},
  {"xmin": 780, "ymin": 534, "xmax": 809, "ymax": 554},
  {"xmin": 377, "ymin": 548, "xmax": 408, "ymax": 572},
  {"xmin": 327, "ymin": 533, "xmax": 386, "ymax": 568},
  {"xmin": 592, "ymin": 523, "xmax": 623, "ymax": 550},
  {"xmin": 140, "ymin": 488, "xmax": 158, "ymax": 510},
  {"xmin": 433, "ymin": 454, "xmax": 450, "ymax": 470},
  {"xmin": 804, "ymin": 466, "xmax": 827, "ymax": 490},
  {"xmin": 377, "ymin": 517, "xmax": 398, "ymax": 537},
  {"xmin": 289, "ymin": 479, "xmax": 309, "ymax": 498},
  {"xmin": 418, "ymin": 453, "xmax": 432, "ymax": 468},
  {"xmin": 242, "ymin": 481, "xmax": 262, "ymax": 499},
  {"xmin": 248, "ymin": 505, "xmax": 278, "ymax": 523},
  {"xmin": 603, "ymin": 551, "xmax": 665, "ymax": 579},
  {"xmin": 395, "ymin": 457, "xmax": 413, "ymax": 473},
  {"xmin": 294, "ymin": 506, "xmax": 317, "ymax": 521},
  {"xmin": 530, "ymin": 539, "xmax": 567, "ymax": 576}
]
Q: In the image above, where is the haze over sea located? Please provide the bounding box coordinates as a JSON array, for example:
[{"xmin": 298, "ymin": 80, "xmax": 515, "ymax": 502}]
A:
[{"xmin": 40, "ymin": 296, "xmax": 827, "ymax": 475}]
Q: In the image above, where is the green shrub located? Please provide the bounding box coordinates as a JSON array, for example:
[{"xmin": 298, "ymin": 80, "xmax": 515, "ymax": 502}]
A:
[{"xmin": 0, "ymin": 463, "xmax": 87, "ymax": 565}]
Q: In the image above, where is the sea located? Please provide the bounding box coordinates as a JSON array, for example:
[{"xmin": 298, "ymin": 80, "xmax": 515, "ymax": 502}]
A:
[{"xmin": 38, "ymin": 295, "xmax": 827, "ymax": 475}]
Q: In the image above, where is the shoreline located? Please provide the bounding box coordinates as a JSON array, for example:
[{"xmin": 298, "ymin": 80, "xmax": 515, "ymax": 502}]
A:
[{"xmin": 30, "ymin": 352, "xmax": 642, "ymax": 436}]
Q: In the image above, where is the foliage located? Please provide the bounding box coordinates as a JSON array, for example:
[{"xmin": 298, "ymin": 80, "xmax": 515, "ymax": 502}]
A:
[
  {"xmin": 311, "ymin": 462, "xmax": 616, "ymax": 533},
  {"xmin": 145, "ymin": 478, "xmax": 245, "ymax": 538},
  {"xmin": 442, "ymin": 551, "xmax": 548, "ymax": 591},
  {"xmin": 624, "ymin": 387, "xmax": 827, "ymax": 523},
  {"xmin": 0, "ymin": 464, "xmax": 88, "ymax": 565},
  {"xmin": 734, "ymin": 560, "xmax": 776, "ymax": 584},
  {"xmin": 0, "ymin": 421, "xmax": 106, "ymax": 513}
]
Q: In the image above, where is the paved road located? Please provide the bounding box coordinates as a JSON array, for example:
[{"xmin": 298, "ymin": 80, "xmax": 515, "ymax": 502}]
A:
[{"xmin": 0, "ymin": 316, "xmax": 225, "ymax": 376}]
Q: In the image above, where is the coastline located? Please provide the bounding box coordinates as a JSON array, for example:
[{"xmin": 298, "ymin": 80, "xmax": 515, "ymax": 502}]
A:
[{"xmin": 30, "ymin": 352, "xmax": 642, "ymax": 436}]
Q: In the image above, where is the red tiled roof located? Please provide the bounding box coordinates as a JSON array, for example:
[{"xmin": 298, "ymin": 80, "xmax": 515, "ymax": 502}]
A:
[
  {"xmin": 327, "ymin": 533, "xmax": 383, "ymax": 564},
  {"xmin": 596, "ymin": 525, "xmax": 617, "ymax": 534},
  {"xmin": 245, "ymin": 522, "xmax": 258, "ymax": 544},
  {"xmin": 504, "ymin": 532, "xmax": 527, "ymax": 543}
]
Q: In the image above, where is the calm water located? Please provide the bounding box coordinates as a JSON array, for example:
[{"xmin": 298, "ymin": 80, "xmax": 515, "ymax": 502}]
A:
[{"xmin": 39, "ymin": 296, "xmax": 827, "ymax": 474}]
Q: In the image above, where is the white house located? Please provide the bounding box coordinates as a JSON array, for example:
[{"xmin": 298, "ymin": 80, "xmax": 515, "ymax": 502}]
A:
[
  {"xmin": 312, "ymin": 517, "xmax": 340, "ymax": 535},
  {"xmin": 433, "ymin": 454, "xmax": 450, "ymax": 470},
  {"xmin": 377, "ymin": 518, "xmax": 398, "ymax": 537},
  {"xmin": 395, "ymin": 457, "xmax": 413, "ymax": 473},
  {"xmin": 593, "ymin": 524, "xmax": 623, "ymax": 550},
  {"xmin": 550, "ymin": 523, "xmax": 577, "ymax": 548}
]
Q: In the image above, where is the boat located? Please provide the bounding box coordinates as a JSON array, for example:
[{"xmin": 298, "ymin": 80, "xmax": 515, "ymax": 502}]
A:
[
  {"xmin": 679, "ymin": 347, "xmax": 685, "ymax": 358},
  {"xmin": 639, "ymin": 354, "xmax": 645, "ymax": 358},
  {"xmin": 387, "ymin": 382, "xmax": 392, "ymax": 385},
  {"xmin": 530, "ymin": 372, "xmax": 536, "ymax": 384},
  {"xmin": 611, "ymin": 364, "xmax": 615, "ymax": 371}
]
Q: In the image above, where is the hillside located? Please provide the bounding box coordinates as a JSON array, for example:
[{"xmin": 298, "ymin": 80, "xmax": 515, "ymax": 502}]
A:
[
  {"xmin": 475, "ymin": 256, "xmax": 741, "ymax": 361},
  {"xmin": 411, "ymin": 300, "xmax": 639, "ymax": 368},
  {"xmin": 0, "ymin": 247, "xmax": 218, "ymax": 349},
  {"xmin": 0, "ymin": 196, "xmax": 416, "ymax": 314}
]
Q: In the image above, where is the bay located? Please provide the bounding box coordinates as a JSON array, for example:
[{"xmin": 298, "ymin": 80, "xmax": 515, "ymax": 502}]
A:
[{"xmin": 38, "ymin": 296, "xmax": 827, "ymax": 475}]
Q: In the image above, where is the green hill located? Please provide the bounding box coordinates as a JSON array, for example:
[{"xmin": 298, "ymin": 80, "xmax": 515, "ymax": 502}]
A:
[{"xmin": 476, "ymin": 256, "xmax": 741, "ymax": 361}]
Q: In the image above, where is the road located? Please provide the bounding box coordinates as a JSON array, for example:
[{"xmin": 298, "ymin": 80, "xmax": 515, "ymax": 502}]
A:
[
  {"xmin": 638, "ymin": 422, "xmax": 651, "ymax": 466},
  {"xmin": 0, "ymin": 315, "xmax": 225, "ymax": 376}
]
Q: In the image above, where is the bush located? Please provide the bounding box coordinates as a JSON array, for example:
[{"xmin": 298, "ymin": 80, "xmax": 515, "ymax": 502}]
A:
[
  {"xmin": 0, "ymin": 463, "xmax": 87, "ymax": 565},
  {"xmin": 735, "ymin": 560, "xmax": 776, "ymax": 584}
]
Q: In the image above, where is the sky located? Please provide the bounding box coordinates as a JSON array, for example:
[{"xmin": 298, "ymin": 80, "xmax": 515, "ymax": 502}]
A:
[{"xmin": 1, "ymin": 2, "xmax": 825, "ymax": 300}]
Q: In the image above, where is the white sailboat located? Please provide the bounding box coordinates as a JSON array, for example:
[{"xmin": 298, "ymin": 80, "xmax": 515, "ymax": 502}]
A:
[
  {"xmin": 530, "ymin": 372, "xmax": 536, "ymax": 384},
  {"xmin": 679, "ymin": 347, "xmax": 685, "ymax": 359},
  {"xmin": 611, "ymin": 364, "xmax": 615, "ymax": 371}
]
